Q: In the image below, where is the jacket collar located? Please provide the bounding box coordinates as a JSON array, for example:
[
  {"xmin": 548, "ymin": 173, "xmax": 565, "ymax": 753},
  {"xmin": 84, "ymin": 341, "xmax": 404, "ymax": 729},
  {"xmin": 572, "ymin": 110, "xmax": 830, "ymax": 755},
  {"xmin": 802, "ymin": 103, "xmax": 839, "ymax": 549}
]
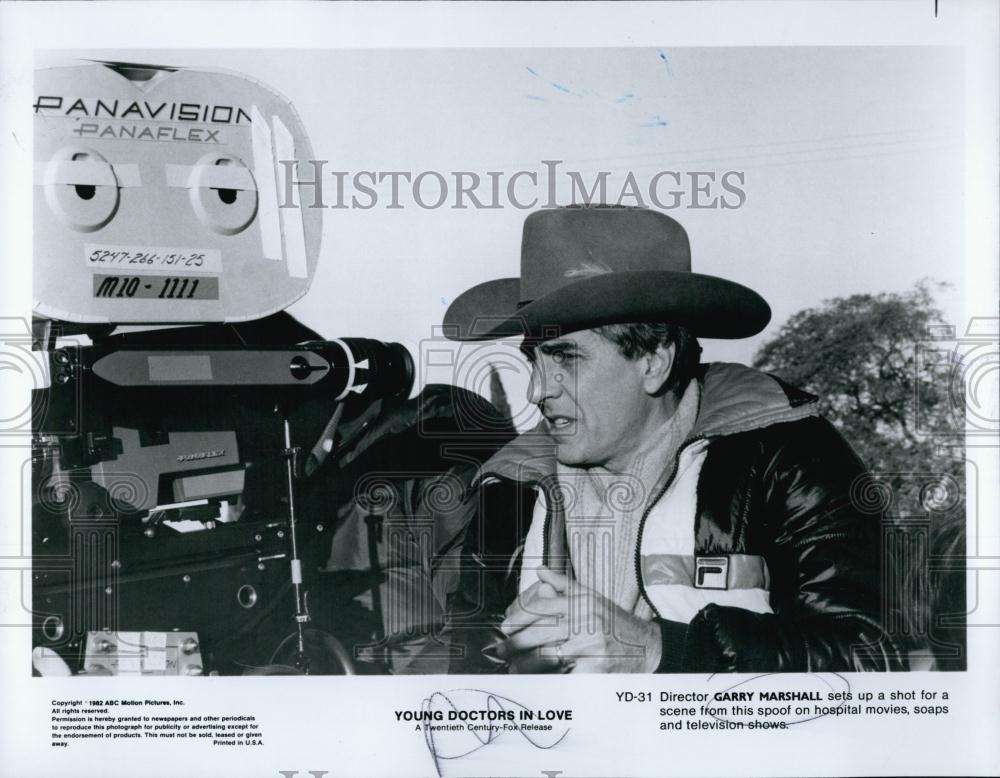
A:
[{"xmin": 475, "ymin": 362, "xmax": 818, "ymax": 487}]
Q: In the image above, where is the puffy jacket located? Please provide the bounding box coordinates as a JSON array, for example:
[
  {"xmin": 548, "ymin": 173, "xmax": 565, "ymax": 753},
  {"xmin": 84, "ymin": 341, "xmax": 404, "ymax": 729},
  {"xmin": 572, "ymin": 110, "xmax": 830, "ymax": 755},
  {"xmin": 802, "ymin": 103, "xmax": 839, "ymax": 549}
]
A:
[{"xmin": 454, "ymin": 363, "xmax": 906, "ymax": 673}]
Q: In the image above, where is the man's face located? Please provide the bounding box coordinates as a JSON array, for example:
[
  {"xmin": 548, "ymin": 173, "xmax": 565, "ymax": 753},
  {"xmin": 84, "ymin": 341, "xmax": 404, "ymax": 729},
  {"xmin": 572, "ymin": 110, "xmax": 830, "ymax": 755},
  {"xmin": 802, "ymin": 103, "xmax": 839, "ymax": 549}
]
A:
[{"xmin": 525, "ymin": 329, "xmax": 653, "ymax": 471}]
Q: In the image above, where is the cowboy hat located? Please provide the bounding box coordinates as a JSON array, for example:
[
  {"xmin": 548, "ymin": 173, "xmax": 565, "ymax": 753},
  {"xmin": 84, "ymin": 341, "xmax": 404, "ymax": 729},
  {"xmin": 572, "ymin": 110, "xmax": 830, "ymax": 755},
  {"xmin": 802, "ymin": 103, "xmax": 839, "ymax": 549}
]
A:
[{"xmin": 443, "ymin": 206, "xmax": 770, "ymax": 341}]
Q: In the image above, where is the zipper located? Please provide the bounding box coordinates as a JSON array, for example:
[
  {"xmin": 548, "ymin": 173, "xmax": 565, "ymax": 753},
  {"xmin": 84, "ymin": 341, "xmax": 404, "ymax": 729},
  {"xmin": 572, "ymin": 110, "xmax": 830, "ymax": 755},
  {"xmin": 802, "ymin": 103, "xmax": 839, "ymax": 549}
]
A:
[
  {"xmin": 540, "ymin": 477, "xmax": 556, "ymax": 569},
  {"xmin": 634, "ymin": 435, "xmax": 708, "ymax": 619}
]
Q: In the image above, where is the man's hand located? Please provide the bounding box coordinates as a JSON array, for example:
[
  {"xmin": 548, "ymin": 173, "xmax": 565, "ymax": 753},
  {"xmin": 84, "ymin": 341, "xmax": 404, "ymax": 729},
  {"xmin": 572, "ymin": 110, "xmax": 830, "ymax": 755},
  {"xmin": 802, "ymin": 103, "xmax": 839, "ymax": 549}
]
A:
[{"xmin": 495, "ymin": 567, "xmax": 662, "ymax": 673}]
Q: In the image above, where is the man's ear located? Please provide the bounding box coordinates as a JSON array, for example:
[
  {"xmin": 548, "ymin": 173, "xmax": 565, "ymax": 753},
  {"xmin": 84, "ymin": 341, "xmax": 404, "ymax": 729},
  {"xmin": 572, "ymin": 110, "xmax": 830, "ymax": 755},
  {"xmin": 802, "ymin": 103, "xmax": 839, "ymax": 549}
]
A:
[{"xmin": 641, "ymin": 342, "xmax": 676, "ymax": 396}]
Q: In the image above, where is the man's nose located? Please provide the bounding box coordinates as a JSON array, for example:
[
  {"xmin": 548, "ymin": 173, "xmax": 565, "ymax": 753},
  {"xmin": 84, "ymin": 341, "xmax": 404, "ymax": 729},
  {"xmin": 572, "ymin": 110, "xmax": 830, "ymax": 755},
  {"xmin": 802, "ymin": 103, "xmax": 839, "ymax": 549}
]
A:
[{"xmin": 527, "ymin": 359, "xmax": 561, "ymax": 406}]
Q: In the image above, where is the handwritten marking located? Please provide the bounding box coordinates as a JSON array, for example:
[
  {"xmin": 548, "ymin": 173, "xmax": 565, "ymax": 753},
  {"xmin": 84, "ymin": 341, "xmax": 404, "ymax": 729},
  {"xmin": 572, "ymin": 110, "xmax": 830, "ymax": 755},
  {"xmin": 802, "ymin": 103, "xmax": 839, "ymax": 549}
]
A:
[
  {"xmin": 420, "ymin": 689, "xmax": 569, "ymax": 777},
  {"xmin": 657, "ymin": 49, "xmax": 673, "ymax": 77},
  {"xmin": 703, "ymin": 671, "xmax": 852, "ymax": 728}
]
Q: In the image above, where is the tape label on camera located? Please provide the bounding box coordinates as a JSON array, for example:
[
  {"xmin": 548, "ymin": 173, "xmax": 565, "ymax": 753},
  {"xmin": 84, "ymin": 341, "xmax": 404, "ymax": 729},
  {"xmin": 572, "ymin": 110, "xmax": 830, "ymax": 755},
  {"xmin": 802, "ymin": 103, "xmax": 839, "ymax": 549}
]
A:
[
  {"xmin": 92, "ymin": 274, "xmax": 220, "ymax": 301},
  {"xmin": 85, "ymin": 244, "xmax": 222, "ymax": 275}
]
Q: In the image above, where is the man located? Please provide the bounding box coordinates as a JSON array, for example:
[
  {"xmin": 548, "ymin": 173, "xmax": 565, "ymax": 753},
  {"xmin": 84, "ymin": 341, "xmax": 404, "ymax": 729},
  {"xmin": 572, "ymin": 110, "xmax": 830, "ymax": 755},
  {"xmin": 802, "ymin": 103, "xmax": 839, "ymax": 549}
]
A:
[{"xmin": 444, "ymin": 205, "xmax": 905, "ymax": 673}]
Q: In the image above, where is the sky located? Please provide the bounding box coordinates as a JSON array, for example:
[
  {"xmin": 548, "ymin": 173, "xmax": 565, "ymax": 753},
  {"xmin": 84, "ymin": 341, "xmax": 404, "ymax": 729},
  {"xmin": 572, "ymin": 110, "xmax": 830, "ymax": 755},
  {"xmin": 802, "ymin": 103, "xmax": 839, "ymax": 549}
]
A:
[{"xmin": 36, "ymin": 46, "xmax": 968, "ymax": 423}]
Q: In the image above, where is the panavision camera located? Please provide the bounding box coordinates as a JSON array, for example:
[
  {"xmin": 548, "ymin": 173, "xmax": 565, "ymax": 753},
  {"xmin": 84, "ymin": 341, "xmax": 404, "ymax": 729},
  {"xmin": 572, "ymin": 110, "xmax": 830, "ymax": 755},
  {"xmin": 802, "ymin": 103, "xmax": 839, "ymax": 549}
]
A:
[{"xmin": 31, "ymin": 60, "xmax": 416, "ymax": 676}]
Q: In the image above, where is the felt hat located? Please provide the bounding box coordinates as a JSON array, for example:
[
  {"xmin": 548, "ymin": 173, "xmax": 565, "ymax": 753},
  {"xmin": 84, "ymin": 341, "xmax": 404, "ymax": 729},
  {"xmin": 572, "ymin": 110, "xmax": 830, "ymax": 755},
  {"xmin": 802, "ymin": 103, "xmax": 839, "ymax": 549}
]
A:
[{"xmin": 443, "ymin": 206, "xmax": 770, "ymax": 341}]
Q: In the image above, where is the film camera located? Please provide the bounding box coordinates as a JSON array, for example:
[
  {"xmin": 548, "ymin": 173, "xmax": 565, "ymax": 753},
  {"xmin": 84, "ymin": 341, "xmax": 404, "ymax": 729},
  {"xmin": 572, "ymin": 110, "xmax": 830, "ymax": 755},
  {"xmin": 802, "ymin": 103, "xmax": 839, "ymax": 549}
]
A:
[{"xmin": 30, "ymin": 61, "xmax": 426, "ymax": 676}]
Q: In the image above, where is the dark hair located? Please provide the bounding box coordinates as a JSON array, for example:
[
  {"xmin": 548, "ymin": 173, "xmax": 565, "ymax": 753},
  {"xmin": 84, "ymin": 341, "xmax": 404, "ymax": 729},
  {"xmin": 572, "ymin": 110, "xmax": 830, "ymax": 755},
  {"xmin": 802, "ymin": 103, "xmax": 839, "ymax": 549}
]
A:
[{"xmin": 594, "ymin": 322, "xmax": 702, "ymax": 396}]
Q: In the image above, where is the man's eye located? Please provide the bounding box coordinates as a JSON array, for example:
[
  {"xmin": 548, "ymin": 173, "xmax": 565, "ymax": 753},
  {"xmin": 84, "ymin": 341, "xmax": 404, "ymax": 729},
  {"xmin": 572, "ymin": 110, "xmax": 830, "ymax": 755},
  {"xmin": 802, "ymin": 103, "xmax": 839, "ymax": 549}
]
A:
[{"xmin": 552, "ymin": 351, "xmax": 574, "ymax": 364}]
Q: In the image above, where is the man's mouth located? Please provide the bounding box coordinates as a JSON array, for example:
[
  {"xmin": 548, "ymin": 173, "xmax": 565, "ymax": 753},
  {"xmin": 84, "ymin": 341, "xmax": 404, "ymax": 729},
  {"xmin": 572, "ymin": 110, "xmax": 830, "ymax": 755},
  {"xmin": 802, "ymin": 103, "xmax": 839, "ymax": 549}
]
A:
[{"xmin": 544, "ymin": 415, "xmax": 575, "ymax": 432}]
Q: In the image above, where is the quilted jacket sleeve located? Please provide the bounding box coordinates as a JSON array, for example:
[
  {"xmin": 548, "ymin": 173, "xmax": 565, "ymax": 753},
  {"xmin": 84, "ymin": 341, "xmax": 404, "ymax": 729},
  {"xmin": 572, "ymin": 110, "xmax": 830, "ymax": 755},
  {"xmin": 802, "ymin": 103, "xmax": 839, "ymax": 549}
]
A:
[{"xmin": 656, "ymin": 417, "xmax": 907, "ymax": 673}]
